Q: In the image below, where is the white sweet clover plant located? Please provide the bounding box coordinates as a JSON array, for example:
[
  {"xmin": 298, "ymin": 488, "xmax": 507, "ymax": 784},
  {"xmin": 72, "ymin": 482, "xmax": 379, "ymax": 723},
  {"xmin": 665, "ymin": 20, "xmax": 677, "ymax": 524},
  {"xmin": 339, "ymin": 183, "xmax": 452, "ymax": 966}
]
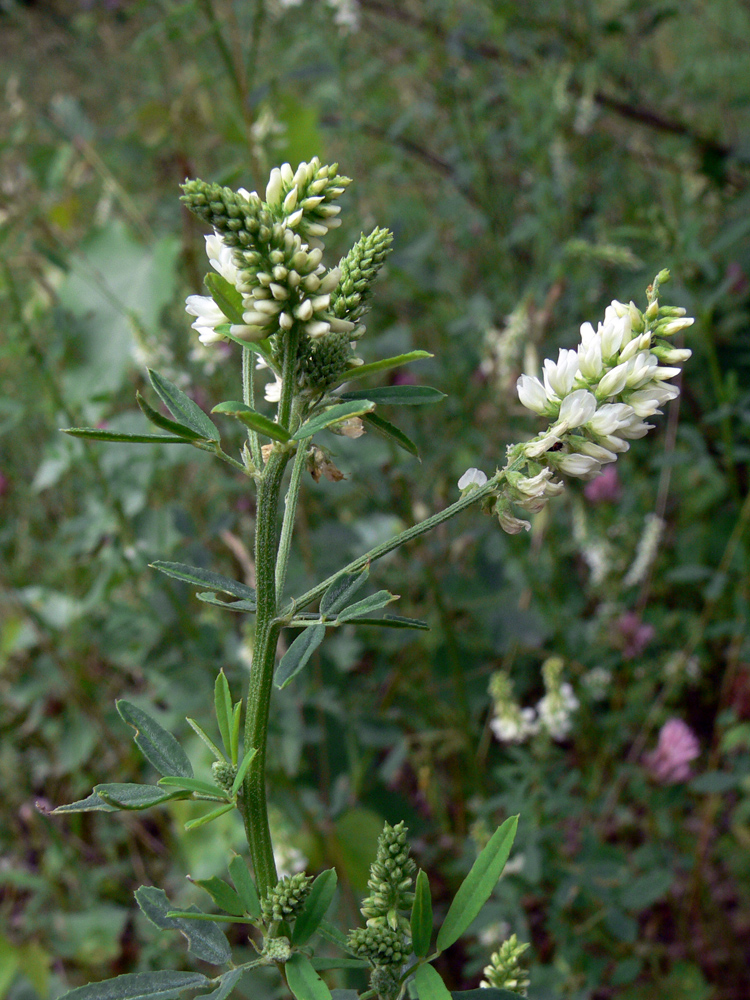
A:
[{"xmin": 55, "ymin": 159, "xmax": 692, "ymax": 1000}]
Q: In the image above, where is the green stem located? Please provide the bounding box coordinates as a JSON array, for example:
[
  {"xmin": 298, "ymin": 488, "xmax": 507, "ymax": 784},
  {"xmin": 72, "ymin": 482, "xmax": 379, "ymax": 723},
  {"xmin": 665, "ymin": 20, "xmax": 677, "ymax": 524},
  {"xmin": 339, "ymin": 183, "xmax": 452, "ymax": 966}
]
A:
[
  {"xmin": 291, "ymin": 474, "xmax": 505, "ymax": 612},
  {"xmin": 275, "ymin": 435, "xmax": 310, "ymax": 601},
  {"xmin": 241, "ymin": 448, "xmax": 289, "ymax": 897},
  {"xmin": 240, "ymin": 325, "xmax": 301, "ymax": 896},
  {"xmin": 242, "ymin": 346, "xmax": 262, "ymax": 469}
]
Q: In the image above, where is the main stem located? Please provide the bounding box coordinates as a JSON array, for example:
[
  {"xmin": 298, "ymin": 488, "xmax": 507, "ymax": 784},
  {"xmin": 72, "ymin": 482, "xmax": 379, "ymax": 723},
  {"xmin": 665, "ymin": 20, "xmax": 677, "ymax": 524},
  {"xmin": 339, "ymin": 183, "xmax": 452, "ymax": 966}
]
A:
[{"xmin": 241, "ymin": 326, "xmax": 300, "ymax": 898}]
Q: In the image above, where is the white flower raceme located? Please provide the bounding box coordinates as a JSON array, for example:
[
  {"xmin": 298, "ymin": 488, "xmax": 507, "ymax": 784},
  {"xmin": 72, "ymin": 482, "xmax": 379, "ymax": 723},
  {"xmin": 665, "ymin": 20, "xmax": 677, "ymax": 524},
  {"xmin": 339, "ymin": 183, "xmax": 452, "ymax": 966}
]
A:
[{"xmin": 487, "ymin": 276, "xmax": 692, "ymax": 535}]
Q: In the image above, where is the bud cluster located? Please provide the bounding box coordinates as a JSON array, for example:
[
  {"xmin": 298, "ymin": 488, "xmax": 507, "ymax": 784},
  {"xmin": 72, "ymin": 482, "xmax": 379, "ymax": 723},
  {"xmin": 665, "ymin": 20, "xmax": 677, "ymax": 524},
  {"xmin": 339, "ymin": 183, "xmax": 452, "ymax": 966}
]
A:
[
  {"xmin": 260, "ymin": 871, "xmax": 313, "ymax": 924},
  {"xmin": 211, "ymin": 760, "xmax": 237, "ymax": 792},
  {"xmin": 347, "ymin": 924, "xmax": 407, "ymax": 967},
  {"xmin": 181, "ymin": 160, "xmax": 395, "ymax": 398},
  {"xmin": 360, "ymin": 821, "xmax": 416, "ymax": 935},
  {"xmin": 480, "ymin": 934, "xmax": 531, "ymax": 996}
]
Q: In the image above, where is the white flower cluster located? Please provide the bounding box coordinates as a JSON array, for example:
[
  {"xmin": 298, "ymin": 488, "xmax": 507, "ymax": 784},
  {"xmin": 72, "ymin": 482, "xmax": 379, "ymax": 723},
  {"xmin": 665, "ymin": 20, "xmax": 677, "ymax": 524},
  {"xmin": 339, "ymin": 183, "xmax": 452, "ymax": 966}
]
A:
[
  {"xmin": 489, "ymin": 658, "xmax": 579, "ymax": 745},
  {"xmin": 184, "ymin": 159, "xmax": 354, "ymax": 349},
  {"xmin": 516, "ymin": 290, "xmax": 692, "ymax": 490}
]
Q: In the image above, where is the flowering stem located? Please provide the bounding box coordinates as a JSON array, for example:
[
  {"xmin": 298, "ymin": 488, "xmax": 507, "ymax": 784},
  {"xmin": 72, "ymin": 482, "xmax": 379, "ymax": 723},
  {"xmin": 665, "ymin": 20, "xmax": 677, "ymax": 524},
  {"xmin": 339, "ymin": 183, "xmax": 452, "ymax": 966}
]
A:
[
  {"xmin": 289, "ymin": 474, "xmax": 506, "ymax": 614},
  {"xmin": 275, "ymin": 436, "xmax": 310, "ymax": 601},
  {"xmin": 242, "ymin": 346, "xmax": 263, "ymax": 469}
]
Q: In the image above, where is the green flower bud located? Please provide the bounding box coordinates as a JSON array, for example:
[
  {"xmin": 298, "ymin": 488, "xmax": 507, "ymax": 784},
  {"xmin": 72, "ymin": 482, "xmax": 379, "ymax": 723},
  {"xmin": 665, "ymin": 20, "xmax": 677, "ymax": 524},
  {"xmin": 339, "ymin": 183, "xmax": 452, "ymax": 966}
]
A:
[
  {"xmin": 261, "ymin": 872, "xmax": 313, "ymax": 924},
  {"xmin": 263, "ymin": 936, "xmax": 292, "ymax": 963},
  {"xmin": 211, "ymin": 760, "xmax": 237, "ymax": 792},
  {"xmin": 347, "ymin": 925, "xmax": 407, "ymax": 968}
]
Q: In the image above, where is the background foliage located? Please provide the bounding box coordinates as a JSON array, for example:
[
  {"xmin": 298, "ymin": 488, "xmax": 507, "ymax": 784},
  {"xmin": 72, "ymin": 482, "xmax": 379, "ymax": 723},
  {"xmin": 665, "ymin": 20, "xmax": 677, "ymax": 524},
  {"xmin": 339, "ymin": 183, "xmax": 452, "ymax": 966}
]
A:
[{"xmin": 2, "ymin": 1, "xmax": 750, "ymax": 998}]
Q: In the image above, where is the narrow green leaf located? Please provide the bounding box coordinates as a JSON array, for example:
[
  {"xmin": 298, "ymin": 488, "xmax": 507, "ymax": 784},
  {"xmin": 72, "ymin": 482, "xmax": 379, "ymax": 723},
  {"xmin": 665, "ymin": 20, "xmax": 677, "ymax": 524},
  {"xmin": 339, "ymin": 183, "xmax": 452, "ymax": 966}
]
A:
[
  {"xmin": 231, "ymin": 746, "xmax": 258, "ymax": 796},
  {"xmin": 196, "ymin": 592, "xmax": 257, "ymax": 613},
  {"xmin": 184, "ymin": 803, "xmax": 235, "ymax": 830},
  {"xmin": 317, "ymin": 920, "xmax": 350, "ymax": 951},
  {"xmin": 147, "ymin": 369, "xmax": 220, "ymax": 442},
  {"xmin": 414, "ymin": 965, "xmax": 452, "ymax": 1000},
  {"xmin": 338, "ymin": 351, "xmax": 433, "ymax": 382},
  {"xmin": 320, "ymin": 565, "xmax": 369, "ymax": 617},
  {"xmin": 411, "ymin": 870, "xmax": 433, "ymax": 958},
  {"xmin": 291, "ymin": 401, "xmax": 375, "ymax": 441},
  {"xmin": 436, "ymin": 816, "xmax": 519, "ymax": 953},
  {"xmin": 211, "ymin": 401, "xmax": 291, "ymax": 442},
  {"xmin": 228, "ymin": 856, "xmax": 261, "ymax": 918},
  {"xmin": 230, "ymin": 702, "xmax": 242, "ymax": 766},
  {"xmin": 362, "ymin": 411, "xmax": 419, "ymax": 458},
  {"xmin": 150, "ymin": 561, "xmax": 256, "ymax": 601},
  {"xmin": 136, "ymin": 392, "xmax": 206, "ymax": 440},
  {"xmin": 285, "ymin": 953, "xmax": 332, "ymax": 1000},
  {"xmin": 199, "ymin": 969, "xmax": 243, "ymax": 1000},
  {"xmin": 157, "ymin": 776, "xmax": 230, "ymax": 800},
  {"xmin": 186, "ymin": 718, "xmax": 226, "ymax": 762},
  {"xmin": 339, "ymin": 385, "xmax": 446, "ymax": 406},
  {"xmin": 292, "ymin": 869, "xmax": 338, "ymax": 945},
  {"xmin": 94, "ymin": 783, "xmax": 184, "ymax": 810},
  {"xmin": 116, "ymin": 701, "xmax": 193, "ymax": 778},
  {"xmin": 57, "ymin": 971, "xmax": 209, "ymax": 1000},
  {"xmin": 51, "ymin": 791, "xmax": 117, "ymax": 814},
  {"xmin": 62, "ymin": 428, "xmax": 188, "ymax": 444},
  {"xmin": 335, "ymin": 591, "xmax": 398, "ymax": 623},
  {"xmin": 192, "ymin": 876, "xmax": 245, "ymax": 917},
  {"xmin": 274, "ymin": 624, "xmax": 326, "ymax": 689},
  {"xmin": 351, "ymin": 614, "xmax": 430, "ymax": 630},
  {"xmin": 214, "ymin": 671, "xmax": 233, "ymax": 759},
  {"xmin": 134, "ymin": 886, "xmax": 231, "ymax": 965},
  {"xmin": 205, "ymin": 272, "xmax": 244, "ymax": 325},
  {"xmin": 451, "ymin": 991, "xmax": 522, "ymax": 1000},
  {"xmin": 166, "ymin": 912, "xmax": 256, "ymax": 924}
]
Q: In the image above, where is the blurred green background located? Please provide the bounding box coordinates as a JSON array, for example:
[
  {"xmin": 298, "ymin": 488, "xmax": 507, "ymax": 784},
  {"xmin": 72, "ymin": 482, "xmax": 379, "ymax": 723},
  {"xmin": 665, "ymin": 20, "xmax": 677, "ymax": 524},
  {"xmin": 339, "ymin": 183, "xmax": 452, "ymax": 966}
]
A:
[{"xmin": 2, "ymin": 1, "xmax": 750, "ymax": 998}]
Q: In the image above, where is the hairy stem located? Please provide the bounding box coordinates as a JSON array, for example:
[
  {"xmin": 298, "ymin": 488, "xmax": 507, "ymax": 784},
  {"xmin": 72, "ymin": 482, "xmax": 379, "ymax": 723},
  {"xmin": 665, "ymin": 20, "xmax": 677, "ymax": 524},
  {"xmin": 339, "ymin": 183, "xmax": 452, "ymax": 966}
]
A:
[
  {"xmin": 290, "ymin": 473, "xmax": 506, "ymax": 613},
  {"xmin": 242, "ymin": 346, "xmax": 263, "ymax": 469}
]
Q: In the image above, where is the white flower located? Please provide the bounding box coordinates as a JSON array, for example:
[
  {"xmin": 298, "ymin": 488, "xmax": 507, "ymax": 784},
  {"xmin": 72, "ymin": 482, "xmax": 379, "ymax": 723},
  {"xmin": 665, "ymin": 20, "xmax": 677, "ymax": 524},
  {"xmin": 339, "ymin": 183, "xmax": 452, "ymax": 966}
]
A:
[
  {"xmin": 523, "ymin": 431, "xmax": 560, "ymax": 459},
  {"xmin": 205, "ymin": 233, "xmax": 239, "ymax": 285},
  {"xmin": 556, "ymin": 389, "xmax": 597, "ymax": 430},
  {"xmin": 571, "ymin": 439, "xmax": 618, "ymax": 464},
  {"xmin": 596, "ymin": 362, "xmax": 629, "ymax": 398},
  {"xmin": 516, "ymin": 374, "xmax": 549, "ymax": 414},
  {"xmin": 458, "ymin": 468, "xmax": 488, "ymax": 490},
  {"xmin": 553, "ymin": 453, "xmax": 601, "ymax": 477},
  {"xmin": 625, "ymin": 352, "xmax": 659, "ymax": 388},
  {"xmin": 600, "ymin": 305, "xmax": 631, "ymax": 356},
  {"xmin": 264, "ymin": 374, "xmax": 283, "ymax": 403},
  {"xmin": 577, "ymin": 328, "xmax": 603, "ymax": 379},
  {"xmin": 514, "ymin": 468, "xmax": 561, "ymax": 498},
  {"xmin": 185, "ymin": 295, "xmax": 227, "ymax": 345},
  {"xmin": 587, "ymin": 402, "xmax": 633, "ymax": 437},
  {"xmin": 542, "ymin": 349, "xmax": 578, "ymax": 398}
]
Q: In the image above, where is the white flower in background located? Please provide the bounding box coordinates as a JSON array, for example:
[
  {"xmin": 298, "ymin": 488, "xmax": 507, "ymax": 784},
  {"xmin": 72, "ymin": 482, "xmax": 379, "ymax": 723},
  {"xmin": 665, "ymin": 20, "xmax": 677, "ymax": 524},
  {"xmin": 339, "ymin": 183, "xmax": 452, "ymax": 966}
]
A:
[
  {"xmin": 623, "ymin": 512, "xmax": 664, "ymax": 587},
  {"xmin": 488, "ymin": 672, "xmax": 538, "ymax": 743},
  {"xmin": 582, "ymin": 666, "xmax": 612, "ymax": 700},
  {"xmin": 458, "ymin": 467, "xmax": 488, "ymax": 490},
  {"xmin": 536, "ymin": 657, "xmax": 578, "ymax": 741}
]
